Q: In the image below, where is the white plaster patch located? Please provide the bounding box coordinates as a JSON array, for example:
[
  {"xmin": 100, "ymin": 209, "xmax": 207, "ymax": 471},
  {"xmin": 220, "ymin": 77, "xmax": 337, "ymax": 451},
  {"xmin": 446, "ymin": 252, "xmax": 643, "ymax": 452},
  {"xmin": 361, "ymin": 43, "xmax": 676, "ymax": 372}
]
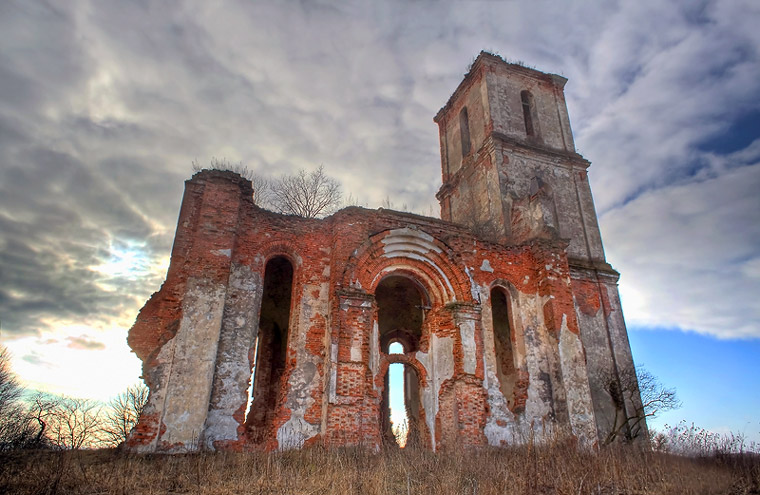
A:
[
  {"xmin": 518, "ymin": 293, "xmax": 554, "ymax": 433},
  {"xmin": 558, "ymin": 317, "xmax": 597, "ymax": 448},
  {"xmin": 464, "ymin": 266, "xmax": 479, "ymax": 301},
  {"xmin": 459, "ymin": 319, "xmax": 477, "ymax": 375},
  {"xmin": 480, "ymin": 259, "xmax": 494, "ymax": 272},
  {"xmin": 483, "ymin": 367, "xmax": 519, "ymax": 447},
  {"xmin": 416, "ymin": 335, "xmax": 454, "ymax": 451},
  {"xmin": 160, "ymin": 281, "xmax": 227, "ymax": 451},
  {"xmin": 274, "ymin": 283, "xmax": 328, "ymax": 449},
  {"xmin": 350, "ymin": 341, "xmax": 362, "ymax": 361},
  {"xmin": 212, "ymin": 249, "xmax": 232, "ymax": 258},
  {"xmin": 370, "ymin": 320, "xmax": 379, "ymax": 383}
]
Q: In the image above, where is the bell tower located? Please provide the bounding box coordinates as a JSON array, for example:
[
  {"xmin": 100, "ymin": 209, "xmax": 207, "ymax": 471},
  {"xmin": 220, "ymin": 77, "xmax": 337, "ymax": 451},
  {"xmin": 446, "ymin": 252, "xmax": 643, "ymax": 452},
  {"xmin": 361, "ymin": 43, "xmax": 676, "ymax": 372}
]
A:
[
  {"xmin": 435, "ymin": 52, "xmax": 645, "ymax": 443},
  {"xmin": 435, "ymin": 51, "xmax": 604, "ymax": 262}
]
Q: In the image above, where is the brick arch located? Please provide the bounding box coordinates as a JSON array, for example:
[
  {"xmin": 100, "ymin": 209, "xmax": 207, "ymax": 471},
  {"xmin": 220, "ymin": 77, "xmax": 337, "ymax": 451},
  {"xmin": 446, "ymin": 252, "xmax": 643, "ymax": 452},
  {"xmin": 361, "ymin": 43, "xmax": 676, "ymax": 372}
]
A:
[
  {"xmin": 342, "ymin": 227, "xmax": 472, "ymax": 306},
  {"xmin": 377, "ymin": 353, "xmax": 429, "ymax": 388},
  {"xmin": 255, "ymin": 241, "xmax": 303, "ymax": 270}
]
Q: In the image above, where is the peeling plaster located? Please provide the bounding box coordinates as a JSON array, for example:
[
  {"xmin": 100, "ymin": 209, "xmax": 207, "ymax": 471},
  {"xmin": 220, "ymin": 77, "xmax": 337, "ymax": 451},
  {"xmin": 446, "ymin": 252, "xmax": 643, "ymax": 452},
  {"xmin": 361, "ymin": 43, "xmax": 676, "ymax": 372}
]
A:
[
  {"xmin": 370, "ymin": 321, "xmax": 379, "ymax": 381},
  {"xmin": 480, "ymin": 259, "xmax": 494, "ymax": 272},
  {"xmin": 416, "ymin": 334, "xmax": 454, "ymax": 451},
  {"xmin": 275, "ymin": 281, "xmax": 328, "ymax": 449},
  {"xmin": 160, "ymin": 280, "xmax": 227, "ymax": 451},
  {"xmin": 463, "ymin": 266, "xmax": 480, "ymax": 302},
  {"xmin": 459, "ymin": 318, "xmax": 477, "ymax": 375},
  {"xmin": 559, "ymin": 317, "xmax": 597, "ymax": 447},
  {"xmin": 203, "ymin": 264, "xmax": 262, "ymax": 448}
]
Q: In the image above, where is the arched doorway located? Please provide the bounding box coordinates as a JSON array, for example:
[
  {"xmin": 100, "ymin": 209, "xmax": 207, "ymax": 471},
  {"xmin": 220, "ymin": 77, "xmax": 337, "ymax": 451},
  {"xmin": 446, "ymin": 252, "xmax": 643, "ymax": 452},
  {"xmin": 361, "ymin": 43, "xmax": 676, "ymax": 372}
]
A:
[{"xmin": 376, "ymin": 275, "xmax": 427, "ymax": 447}]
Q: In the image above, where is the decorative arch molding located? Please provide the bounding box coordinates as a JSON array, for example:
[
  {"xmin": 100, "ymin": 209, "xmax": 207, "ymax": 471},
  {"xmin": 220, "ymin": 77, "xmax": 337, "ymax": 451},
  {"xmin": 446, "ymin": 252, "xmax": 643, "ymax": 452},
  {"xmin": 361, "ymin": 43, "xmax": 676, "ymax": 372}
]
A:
[{"xmin": 342, "ymin": 227, "xmax": 472, "ymax": 306}]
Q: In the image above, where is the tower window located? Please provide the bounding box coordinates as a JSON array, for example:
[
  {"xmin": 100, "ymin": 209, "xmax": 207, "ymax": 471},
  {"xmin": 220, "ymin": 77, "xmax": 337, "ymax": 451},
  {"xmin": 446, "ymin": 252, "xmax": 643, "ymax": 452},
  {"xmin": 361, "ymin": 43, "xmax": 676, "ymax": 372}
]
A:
[
  {"xmin": 459, "ymin": 107, "xmax": 471, "ymax": 157},
  {"xmin": 521, "ymin": 90, "xmax": 536, "ymax": 137}
]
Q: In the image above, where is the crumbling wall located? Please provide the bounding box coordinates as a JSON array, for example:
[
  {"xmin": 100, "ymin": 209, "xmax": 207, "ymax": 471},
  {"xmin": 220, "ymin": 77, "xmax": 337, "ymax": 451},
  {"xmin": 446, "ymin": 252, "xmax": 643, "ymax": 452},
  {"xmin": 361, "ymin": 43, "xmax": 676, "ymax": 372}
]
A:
[{"xmin": 127, "ymin": 176, "xmax": 602, "ymax": 453}]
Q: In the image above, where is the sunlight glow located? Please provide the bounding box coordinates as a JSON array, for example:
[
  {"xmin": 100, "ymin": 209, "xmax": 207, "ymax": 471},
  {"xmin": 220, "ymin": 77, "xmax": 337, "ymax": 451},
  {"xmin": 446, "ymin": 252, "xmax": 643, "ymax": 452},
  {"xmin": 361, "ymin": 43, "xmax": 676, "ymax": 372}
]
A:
[
  {"xmin": 388, "ymin": 362, "xmax": 408, "ymax": 447},
  {"xmin": 92, "ymin": 239, "xmax": 153, "ymax": 280},
  {"xmin": 1, "ymin": 323, "xmax": 143, "ymax": 403}
]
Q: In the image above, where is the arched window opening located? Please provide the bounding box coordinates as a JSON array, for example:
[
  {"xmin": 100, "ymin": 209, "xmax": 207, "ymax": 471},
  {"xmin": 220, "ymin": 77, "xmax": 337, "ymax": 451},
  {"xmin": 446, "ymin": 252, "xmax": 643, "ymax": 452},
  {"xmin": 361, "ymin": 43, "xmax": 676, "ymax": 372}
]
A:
[
  {"xmin": 459, "ymin": 107, "xmax": 471, "ymax": 157},
  {"xmin": 388, "ymin": 341, "xmax": 405, "ymax": 354},
  {"xmin": 246, "ymin": 256, "xmax": 293, "ymax": 443},
  {"xmin": 491, "ymin": 287, "xmax": 518, "ymax": 411},
  {"xmin": 376, "ymin": 276, "xmax": 425, "ymax": 353},
  {"xmin": 521, "ymin": 90, "xmax": 536, "ymax": 137}
]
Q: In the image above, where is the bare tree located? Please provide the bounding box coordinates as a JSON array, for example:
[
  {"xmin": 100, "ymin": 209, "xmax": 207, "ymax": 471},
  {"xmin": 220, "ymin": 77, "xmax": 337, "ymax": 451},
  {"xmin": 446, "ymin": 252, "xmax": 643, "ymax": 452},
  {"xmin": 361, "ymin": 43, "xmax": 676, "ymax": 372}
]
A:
[
  {"xmin": 603, "ymin": 366, "xmax": 680, "ymax": 445},
  {"xmin": 193, "ymin": 158, "xmax": 273, "ymax": 208},
  {"xmin": 270, "ymin": 165, "xmax": 342, "ymax": 218},
  {"xmin": 47, "ymin": 396, "xmax": 104, "ymax": 450},
  {"xmin": 0, "ymin": 346, "xmax": 23, "ymax": 418},
  {"xmin": 25, "ymin": 393, "xmax": 58, "ymax": 448},
  {"xmin": 193, "ymin": 160, "xmax": 342, "ymax": 218},
  {"xmin": 102, "ymin": 383, "xmax": 149, "ymax": 447},
  {"xmin": 0, "ymin": 346, "xmax": 31, "ymax": 450}
]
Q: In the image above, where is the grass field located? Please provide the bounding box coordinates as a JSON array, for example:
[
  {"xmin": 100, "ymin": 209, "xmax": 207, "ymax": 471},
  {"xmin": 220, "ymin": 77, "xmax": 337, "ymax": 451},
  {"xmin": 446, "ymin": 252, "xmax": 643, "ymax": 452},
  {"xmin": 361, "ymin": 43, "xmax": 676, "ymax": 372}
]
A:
[{"xmin": 2, "ymin": 441, "xmax": 758, "ymax": 495}]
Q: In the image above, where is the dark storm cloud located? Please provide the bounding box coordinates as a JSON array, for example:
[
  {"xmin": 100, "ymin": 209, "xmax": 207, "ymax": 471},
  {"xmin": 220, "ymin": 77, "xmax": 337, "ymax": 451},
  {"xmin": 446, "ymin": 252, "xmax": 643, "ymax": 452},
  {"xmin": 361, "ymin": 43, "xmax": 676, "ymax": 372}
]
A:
[{"xmin": 0, "ymin": 0, "xmax": 758, "ymax": 345}]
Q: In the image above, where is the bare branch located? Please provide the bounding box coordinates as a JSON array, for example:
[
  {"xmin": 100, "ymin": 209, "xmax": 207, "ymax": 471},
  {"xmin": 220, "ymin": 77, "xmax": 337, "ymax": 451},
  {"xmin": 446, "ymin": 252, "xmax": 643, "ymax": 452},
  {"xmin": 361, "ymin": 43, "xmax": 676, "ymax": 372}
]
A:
[
  {"xmin": 192, "ymin": 158, "xmax": 274, "ymax": 208},
  {"xmin": 46, "ymin": 396, "xmax": 104, "ymax": 450},
  {"xmin": 270, "ymin": 165, "xmax": 342, "ymax": 218},
  {"xmin": 101, "ymin": 383, "xmax": 149, "ymax": 447},
  {"xmin": 603, "ymin": 366, "xmax": 680, "ymax": 445}
]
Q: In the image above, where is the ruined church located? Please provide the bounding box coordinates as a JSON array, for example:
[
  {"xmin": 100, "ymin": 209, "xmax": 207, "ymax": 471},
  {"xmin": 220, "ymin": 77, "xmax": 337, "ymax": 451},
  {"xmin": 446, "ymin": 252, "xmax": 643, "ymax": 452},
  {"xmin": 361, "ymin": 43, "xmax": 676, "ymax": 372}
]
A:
[{"xmin": 127, "ymin": 52, "xmax": 643, "ymax": 452}]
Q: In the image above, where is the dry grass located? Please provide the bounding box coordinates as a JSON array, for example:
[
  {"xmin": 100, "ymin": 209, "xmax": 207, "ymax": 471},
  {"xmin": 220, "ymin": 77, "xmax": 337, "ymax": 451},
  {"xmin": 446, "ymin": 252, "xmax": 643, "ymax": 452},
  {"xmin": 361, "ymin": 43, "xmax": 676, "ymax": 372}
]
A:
[{"xmin": 1, "ymin": 442, "xmax": 758, "ymax": 495}]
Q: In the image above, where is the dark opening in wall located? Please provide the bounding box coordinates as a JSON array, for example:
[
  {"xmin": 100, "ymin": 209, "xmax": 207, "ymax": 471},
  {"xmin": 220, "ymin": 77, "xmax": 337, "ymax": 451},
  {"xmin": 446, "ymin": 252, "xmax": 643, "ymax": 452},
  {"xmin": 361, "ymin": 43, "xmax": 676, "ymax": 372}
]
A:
[
  {"xmin": 376, "ymin": 276, "xmax": 425, "ymax": 353},
  {"xmin": 521, "ymin": 90, "xmax": 536, "ymax": 137},
  {"xmin": 491, "ymin": 287, "xmax": 518, "ymax": 411},
  {"xmin": 376, "ymin": 276, "xmax": 427, "ymax": 447},
  {"xmin": 246, "ymin": 256, "xmax": 293, "ymax": 443},
  {"xmin": 459, "ymin": 107, "xmax": 471, "ymax": 157}
]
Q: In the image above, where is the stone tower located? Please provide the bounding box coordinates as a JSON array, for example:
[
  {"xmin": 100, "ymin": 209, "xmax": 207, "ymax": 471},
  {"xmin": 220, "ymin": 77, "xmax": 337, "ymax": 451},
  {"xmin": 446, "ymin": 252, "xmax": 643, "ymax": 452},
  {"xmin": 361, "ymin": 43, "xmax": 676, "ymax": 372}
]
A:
[{"xmin": 435, "ymin": 51, "xmax": 643, "ymax": 443}]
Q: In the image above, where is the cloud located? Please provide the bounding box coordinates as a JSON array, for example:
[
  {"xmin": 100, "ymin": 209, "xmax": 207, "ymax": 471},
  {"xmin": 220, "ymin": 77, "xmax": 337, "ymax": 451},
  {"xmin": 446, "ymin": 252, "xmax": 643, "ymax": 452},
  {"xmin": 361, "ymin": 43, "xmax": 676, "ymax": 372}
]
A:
[
  {"xmin": 603, "ymin": 161, "xmax": 760, "ymax": 339},
  {"xmin": 66, "ymin": 336, "xmax": 107, "ymax": 351},
  {"xmin": 21, "ymin": 351, "xmax": 53, "ymax": 368},
  {"xmin": 0, "ymin": 0, "xmax": 758, "ymax": 354}
]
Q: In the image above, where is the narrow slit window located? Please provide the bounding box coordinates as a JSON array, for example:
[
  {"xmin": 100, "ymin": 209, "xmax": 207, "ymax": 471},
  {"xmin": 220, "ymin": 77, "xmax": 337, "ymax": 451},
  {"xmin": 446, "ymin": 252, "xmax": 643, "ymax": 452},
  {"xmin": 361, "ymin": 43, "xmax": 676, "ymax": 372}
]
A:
[
  {"xmin": 459, "ymin": 107, "xmax": 471, "ymax": 156},
  {"xmin": 521, "ymin": 90, "xmax": 535, "ymax": 137},
  {"xmin": 491, "ymin": 287, "xmax": 518, "ymax": 411}
]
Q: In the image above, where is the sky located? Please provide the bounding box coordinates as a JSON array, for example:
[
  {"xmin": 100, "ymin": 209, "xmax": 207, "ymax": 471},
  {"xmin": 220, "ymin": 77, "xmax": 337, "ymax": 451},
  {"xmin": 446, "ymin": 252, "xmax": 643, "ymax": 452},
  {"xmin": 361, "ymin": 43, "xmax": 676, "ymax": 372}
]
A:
[{"xmin": 0, "ymin": 0, "xmax": 758, "ymax": 443}]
